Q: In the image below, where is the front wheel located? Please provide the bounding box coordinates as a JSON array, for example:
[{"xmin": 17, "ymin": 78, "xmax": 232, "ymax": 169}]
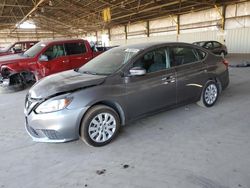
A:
[
  {"xmin": 198, "ymin": 81, "xmax": 219, "ymax": 107},
  {"xmin": 80, "ymin": 105, "xmax": 121, "ymax": 147}
]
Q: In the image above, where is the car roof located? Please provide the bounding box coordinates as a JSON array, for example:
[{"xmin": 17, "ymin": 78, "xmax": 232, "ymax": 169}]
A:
[
  {"xmin": 40, "ymin": 38, "xmax": 86, "ymax": 45},
  {"xmin": 115, "ymin": 42, "xmax": 195, "ymax": 50},
  {"xmin": 194, "ymin": 40, "xmax": 221, "ymax": 43},
  {"xmin": 13, "ymin": 41, "xmax": 38, "ymax": 43}
]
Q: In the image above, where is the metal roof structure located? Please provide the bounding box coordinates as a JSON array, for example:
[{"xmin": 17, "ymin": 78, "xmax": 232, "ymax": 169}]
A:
[{"xmin": 0, "ymin": 0, "xmax": 247, "ymax": 36}]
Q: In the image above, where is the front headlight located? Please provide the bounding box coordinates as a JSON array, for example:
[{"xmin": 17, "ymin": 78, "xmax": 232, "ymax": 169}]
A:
[{"xmin": 35, "ymin": 97, "xmax": 72, "ymax": 114}]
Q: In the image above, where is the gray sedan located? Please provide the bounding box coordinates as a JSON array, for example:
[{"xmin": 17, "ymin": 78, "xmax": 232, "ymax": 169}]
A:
[{"xmin": 24, "ymin": 42, "xmax": 229, "ymax": 146}]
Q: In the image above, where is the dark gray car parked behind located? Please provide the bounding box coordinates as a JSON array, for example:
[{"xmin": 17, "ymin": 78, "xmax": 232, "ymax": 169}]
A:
[
  {"xmin": 24, "ymin": 42, "xmax": 229, "ymax": 146},
  {"xmin": 193, "ymin": 41, "xmax": 228, "ymax": 57}
]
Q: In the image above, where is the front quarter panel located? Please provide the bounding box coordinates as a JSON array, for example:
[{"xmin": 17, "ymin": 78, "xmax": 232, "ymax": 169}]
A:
[{"xmin": 67, "ymin": 74, "xmax": 127, "ymax": 124}]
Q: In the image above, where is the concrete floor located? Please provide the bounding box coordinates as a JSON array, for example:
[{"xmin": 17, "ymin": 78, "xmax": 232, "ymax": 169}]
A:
[{"xmin": 0, "ymin": 55, "xmax": 250, "ymax": 188}]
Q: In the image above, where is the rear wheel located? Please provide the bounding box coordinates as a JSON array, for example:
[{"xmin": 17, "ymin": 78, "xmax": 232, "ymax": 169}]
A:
[
  {"xmin": 80, "ymin": 105, "xmax": 121, "ymax": 147},
  {"xmin": 198, "ymin": 80, "xmax": 219, "ymax": 107}
]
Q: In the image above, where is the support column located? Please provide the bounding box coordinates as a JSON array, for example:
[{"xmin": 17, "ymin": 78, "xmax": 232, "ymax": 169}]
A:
[
  {"xmin": 108, "ymin": 28, "xmax": 111, "ymax": 41},
  {"xmin": 125, "ymin": 25, "xmax": 128, "ymax": 40},
  {"xmin": 176, "ymin": 15, "xmax": 180, "ymax": 42},
  {"xmin": 95, "ymin": 31, "xmax": 98, "ymax": 45},
  {"xmin": 146, "ymin": 20, "xmax": 150, "ymax": 37}
]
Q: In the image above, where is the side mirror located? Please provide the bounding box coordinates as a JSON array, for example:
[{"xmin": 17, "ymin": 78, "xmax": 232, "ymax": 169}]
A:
[
  {"xmin": 129, "ymin": 67, "xmax": 146, "ymax": 76},
  {"xmin": 39, "ymin": 55, "xmax": 48, "ymax": 62},
  {"xmin": 10, "ymin": 48, "xmax": 15, "ymax": 53}
]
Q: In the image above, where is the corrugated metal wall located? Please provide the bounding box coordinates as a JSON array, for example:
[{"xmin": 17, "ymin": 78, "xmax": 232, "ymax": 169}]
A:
[{"xmin": 106, "ymin": 1, "xmax": 250, "ymax": 53}]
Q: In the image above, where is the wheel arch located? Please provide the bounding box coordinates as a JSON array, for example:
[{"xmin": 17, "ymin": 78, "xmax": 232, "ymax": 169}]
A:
[
  {"xmin": 78, "ymin": 100, "xmax": 126, "ymax": 134},
  {"xmin": 78, "ymin": 100, "xmax": 126, "ymax": 138},
  {"xmin": 207, "ymin": 77, "xmax": 222, "ymax": 93},
  {"xmin": 90, "ymin": 100, "xmax": 126, "ymax": 126}
]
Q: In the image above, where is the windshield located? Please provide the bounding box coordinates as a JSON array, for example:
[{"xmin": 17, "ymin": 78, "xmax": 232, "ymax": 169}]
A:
[
  {"xmin": 78, "ymin": 47, "xmax": 140, "ymax": 75},
  {"xmin": 23, "ymin": 42, "xmax": 46, "ymax": 57}
]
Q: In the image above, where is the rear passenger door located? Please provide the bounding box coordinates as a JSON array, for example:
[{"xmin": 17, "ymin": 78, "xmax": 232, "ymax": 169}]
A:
[
  {"xmin": 64, "ymin": 41, "xmax": 91, "ymax": 69},
  {"xmin": 170, "ymin": 45, "xmax": 207, "ymax": 104}
]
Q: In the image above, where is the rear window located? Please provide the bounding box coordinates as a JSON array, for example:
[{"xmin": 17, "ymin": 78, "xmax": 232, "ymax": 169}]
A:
[
  {"xmin": 65, "ymin": 42, "xmax": 86, "ymax": 55},
  {"xmin": 213, "ymin": 42, "xmax": 221, "ymax": 48}
]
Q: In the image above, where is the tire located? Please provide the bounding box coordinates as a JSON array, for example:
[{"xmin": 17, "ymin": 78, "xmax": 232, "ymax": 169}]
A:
[
  {"xmin": 0, "ymin": 73, "xmax": 25, "ymax": 94},
  {"xmin": 80, "ymin": 105, "xmax": 121, "ymax": 147},
  {"xmin": 197, "ymin": 80, "xmax": 219, "ymax": 108}
]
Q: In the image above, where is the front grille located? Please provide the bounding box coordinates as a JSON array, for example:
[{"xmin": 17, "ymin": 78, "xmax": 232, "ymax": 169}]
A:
[
  {"xmin": 26, "ymin": 124, "xmax": 39, "ymax": 138},
  {"xmin": 41, "ymin": 129, "xmax": 61, "ymax": 140}
]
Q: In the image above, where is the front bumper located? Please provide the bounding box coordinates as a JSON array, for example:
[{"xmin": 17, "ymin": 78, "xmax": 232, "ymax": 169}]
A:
[{"xmin": 25, "ymin": 107, "xmax": 89, "ymax": 143}]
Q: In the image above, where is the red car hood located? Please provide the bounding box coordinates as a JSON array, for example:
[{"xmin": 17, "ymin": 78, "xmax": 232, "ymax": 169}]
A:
[{"xmin": 0, "ymin": 54, "xmax": 29, "ymax": 65}]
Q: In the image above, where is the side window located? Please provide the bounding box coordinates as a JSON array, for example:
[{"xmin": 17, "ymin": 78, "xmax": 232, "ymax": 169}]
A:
[
  {"xmin": 171, "ymin": 47, "xmax": 199, "ymax": 66},
  {"xmin": 133, "ymin": 47, "xmax": 170, "ymax": 73},
  {"xmin": 213, "ymin": 42, "xmax": 221, "ymax": 48},
  {"xmin": 196, "ymin": 49, "xmax": 206, "ymax": 60},
  {"xmin": 29, "ymin": 42, "xmax": 36, "ymax": 47},
  {"xmin": 204, "ymin": 42, "xmax": 213, "ymax": 49},
  {"xmin": 65, "ymin": 42, "xmax": 86, "ymax": 55},
  {"xmin": 12, "ymin": 43, "xmax": 23, "ymax": 52},
  {"xmin": 43, "ymin": 44, "xmax": 65, "ymax": 60}
]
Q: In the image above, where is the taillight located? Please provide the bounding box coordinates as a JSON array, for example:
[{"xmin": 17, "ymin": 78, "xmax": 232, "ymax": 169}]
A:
[{"xmin": 222, "ymin": 59, "xmax": 229, "ymax": 68}]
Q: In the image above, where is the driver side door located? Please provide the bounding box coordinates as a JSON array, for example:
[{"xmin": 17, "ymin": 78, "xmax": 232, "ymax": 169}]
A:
[
  {"xmin": 125, "ymin": 47, "xmax": 176, "ymax": 120},
  {"xmin": 38, "ymin": 43, "xmax": 70, "ymax": 76}
]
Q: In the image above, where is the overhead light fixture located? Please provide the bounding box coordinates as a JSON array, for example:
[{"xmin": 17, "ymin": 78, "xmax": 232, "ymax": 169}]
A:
[{"xmin": 17, "ymin": 21, "xmax": 36, "ymax": 29}]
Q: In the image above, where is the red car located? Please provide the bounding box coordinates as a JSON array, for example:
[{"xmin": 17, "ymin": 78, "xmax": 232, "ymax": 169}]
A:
[
  {"xmin": 0, "ymin": 39, "xmax": 102, "ymax": 92},
  {"xmin": 0, "ymin": 41, "xmax": 38, "ymax": 56}
]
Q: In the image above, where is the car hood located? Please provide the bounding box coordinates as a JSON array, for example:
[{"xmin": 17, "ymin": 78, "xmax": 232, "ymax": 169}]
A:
[
  {"xmin": 29, "ymin": 70, "xmax": 107, "ymax": 99},
  {"xmin": 0, "ymin": 53, "xmax": 28, "ymax": 64},
  {"xmin": 0, "ymin": 49, "xmax": 8, "ymax": 53}
]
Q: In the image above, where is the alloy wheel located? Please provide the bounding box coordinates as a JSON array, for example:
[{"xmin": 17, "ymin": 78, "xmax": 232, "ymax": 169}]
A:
[
  {"xmin": 204, "ymin": 84, "xmax": 218, "ymax": 105},
  {"xmin": 88, "ymin": 113, "xmax": 116, "ymax": 143}
]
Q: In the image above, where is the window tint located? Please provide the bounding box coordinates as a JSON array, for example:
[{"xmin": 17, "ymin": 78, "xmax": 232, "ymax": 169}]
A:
[
  {"xmin": 213, "ymin": 42, "xmax": 221, "ymax": 48},
  {"xmin": 65, "ymin": 42, "xmax": 86, "ymax": 55},
  {"xmin": 12, "ymin": 43, "xmax": 23, "ymax": 52},
  {"xmin": 133, "ymin": 47, "xmax": 170, "ymax": 73},
  {"xmin": 43, "ymin": 44, "xmax": 65, "ymax": 60},
  {"xmin": 171, "ymin": 47, "xmax": 199, "ymax": 66},
  {"xmin": 204, "ymin": 42, "xmax": 213, "ymax": 49},
  {"xmin": 196, "ymin": 49, "xmax": 206, "ymax": 60}
]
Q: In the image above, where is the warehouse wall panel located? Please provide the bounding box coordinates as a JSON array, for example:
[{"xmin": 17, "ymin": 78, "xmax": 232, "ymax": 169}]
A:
[{"xmin": 225, "ymin": 28, "xmax": 250, "ymax": 53}]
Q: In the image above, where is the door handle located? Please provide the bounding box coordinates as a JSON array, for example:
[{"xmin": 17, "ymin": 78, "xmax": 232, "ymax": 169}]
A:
[{"xmin": 162, "ymin": 75, "xmax": 175, "ymax": 84}]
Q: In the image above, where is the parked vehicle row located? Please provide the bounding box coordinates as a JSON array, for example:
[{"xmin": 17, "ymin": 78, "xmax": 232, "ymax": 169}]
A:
[
  {"xmin": 0, "ymin": 39, "xmax": 103, "ymax": 92},
  {"xmin": 24, "ymin": 42, "xmax": 229, "ymax": 146},
  {"xmin": 0, "ymin": 41, "xmax": 38, "ymax": 56}
]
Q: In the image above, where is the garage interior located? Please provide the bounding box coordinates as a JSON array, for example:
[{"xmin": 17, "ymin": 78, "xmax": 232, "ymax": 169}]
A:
[{"xmin": 0, "ymin": 0, "xmax": 250, "ymax": 188}]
